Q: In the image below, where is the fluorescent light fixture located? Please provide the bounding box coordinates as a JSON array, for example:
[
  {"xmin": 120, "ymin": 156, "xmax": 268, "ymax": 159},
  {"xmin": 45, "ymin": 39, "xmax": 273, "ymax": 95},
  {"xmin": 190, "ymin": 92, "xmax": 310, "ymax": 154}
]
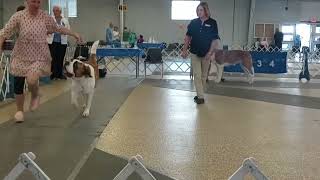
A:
[{"xmin": 171, "ymin": 1, "xmax": 200, "ymax": 20}]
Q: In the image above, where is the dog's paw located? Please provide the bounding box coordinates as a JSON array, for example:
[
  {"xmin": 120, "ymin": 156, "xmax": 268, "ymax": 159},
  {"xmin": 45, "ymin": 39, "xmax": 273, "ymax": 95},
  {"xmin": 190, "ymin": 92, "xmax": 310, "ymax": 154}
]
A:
[
  {"xmin": 82, "ymin": 108, "xmax": 90, "ymax": 117},
  {"xmin": 248, "ymin": 76, "xmax": 254, "ymax": 84},
  {"xmin": 214, "ymin": 78, "xmax": 221, "ymax": 83}
]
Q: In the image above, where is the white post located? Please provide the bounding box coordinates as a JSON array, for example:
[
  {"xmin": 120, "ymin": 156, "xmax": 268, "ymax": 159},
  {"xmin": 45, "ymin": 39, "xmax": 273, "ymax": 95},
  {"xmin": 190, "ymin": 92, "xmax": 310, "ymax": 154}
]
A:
[
  {"xmin": 64, "ymin": 0, "xmax": 69, "ymax": 20},
  {"xmin": 247, "ymin": 0, "xmax": 256, "ymax": 47},
  {"xmin": 0, "ymin": 0, "xmax": 3, "ymax": 28},
  {"xmin": 120, "ymin": 0, "xmax": 124, "ymax": 43}
]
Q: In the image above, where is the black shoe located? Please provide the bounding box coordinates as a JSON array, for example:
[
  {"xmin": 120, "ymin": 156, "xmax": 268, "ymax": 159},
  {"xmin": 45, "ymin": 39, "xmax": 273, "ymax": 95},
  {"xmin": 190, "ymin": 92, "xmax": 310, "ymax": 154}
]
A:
[
  {"xmin": 194, "ymin": 96, "xmax": 205, "ymax": 104},
  {"xmin": 59, "ymin": 76, "xmax": 67, "ymax": 80}
]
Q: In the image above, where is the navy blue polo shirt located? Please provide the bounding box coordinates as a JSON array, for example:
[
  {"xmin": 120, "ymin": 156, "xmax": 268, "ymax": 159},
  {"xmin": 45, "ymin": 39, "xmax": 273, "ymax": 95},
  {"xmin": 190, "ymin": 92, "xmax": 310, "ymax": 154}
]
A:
[{"xmin": 186, "ymin": 18, "xmax": 220, "ymax": 57}]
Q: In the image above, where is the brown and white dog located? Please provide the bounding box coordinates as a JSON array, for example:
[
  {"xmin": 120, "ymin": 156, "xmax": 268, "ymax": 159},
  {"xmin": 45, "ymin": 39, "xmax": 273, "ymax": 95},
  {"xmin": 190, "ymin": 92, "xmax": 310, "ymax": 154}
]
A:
[
  {"xmin": 88, "ymin": 40, "xmax": 100, "ymax": 80},
  {"xmin": 64, "ymin": 41, "xmax": 100, "ymax": 117},
  {"xmin": 212, "ymin": 50, "xmax": 254, "ymax": 84}
]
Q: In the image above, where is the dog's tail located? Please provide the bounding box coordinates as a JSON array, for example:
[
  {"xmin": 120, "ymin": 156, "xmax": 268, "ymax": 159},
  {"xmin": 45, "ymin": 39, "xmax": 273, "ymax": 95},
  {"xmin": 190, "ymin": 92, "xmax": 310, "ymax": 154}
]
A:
[
  {"xmin": 251, "ymin": 66, "xmax": 255, "ymax": 76},
  {"xmin": 246, "ymin": 53, "xmax": 254, "ymax": 76},
  {"xmin": 90, "ymin": 40, "xmax": 100, "ymax": 55}
]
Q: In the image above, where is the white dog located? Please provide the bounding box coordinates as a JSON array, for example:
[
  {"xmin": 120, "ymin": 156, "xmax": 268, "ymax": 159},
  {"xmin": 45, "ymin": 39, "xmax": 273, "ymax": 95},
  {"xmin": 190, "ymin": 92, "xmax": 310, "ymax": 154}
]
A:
[
  {"xmin": 64, "ymin": 59, "xmax": 95, "ymax": 117},
  {"xmin": 64, "ymin": 41, "xmax": 100, "ymax": 117}
]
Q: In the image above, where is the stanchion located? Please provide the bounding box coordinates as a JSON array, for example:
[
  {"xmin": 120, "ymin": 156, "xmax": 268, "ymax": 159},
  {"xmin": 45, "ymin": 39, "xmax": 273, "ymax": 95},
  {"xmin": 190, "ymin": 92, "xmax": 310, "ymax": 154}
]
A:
[
  {"xmin": 299, "ymin": 46, "xmax": 310, "ymax": 82},
  {"xmin": 113, "ymin": 155, "xmax": 157, "ymax": 180},
  {"xmin": 0, "ymin": 50, "xmax": 14, "ymax": 101},
  {"xmin": 4, "ymin": 152, "xmax": 51, "ymax": 180},
  {"xmin": 228, "ymin": 157, "xmax": 269, "ymax": 180}
]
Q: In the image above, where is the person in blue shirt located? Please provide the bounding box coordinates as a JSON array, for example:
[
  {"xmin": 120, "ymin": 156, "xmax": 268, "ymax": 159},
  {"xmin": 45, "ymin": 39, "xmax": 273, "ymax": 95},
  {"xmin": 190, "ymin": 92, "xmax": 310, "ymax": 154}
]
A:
[
  {"xmin": 293, "ymin": 34, "xmax": 301, "ymax": 52},
  {"xmin": 106, "ymin": 22, "xmax": 114, "ymax": 46},
  {"xmin": 274, "ymin": 28, "xmax": 283, "ymax": 49},
  {"xmin": 181, "ymin": 2, "xmax": 220, "ymax": 104}
]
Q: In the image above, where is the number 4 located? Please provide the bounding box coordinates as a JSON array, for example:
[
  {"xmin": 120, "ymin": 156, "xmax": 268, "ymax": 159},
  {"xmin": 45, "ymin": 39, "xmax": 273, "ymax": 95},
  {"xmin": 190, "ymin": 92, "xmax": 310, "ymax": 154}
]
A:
[{"xmin": 269, "ymin": 60, "xmax": 275, "ymax": 67}]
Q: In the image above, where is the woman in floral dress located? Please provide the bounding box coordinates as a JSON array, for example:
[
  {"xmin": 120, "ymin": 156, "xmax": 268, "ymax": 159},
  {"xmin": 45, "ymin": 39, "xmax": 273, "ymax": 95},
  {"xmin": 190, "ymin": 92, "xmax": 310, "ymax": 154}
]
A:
[{"xmin": 0, "ymin": 0, "xmax": 82, "ymax": 122}]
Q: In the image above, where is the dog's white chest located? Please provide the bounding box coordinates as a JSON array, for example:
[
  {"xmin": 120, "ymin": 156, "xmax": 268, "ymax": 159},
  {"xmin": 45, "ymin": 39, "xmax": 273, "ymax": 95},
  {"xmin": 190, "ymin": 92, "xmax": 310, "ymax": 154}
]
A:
[{"xmin": 72, "ymin": 78, "xmax": 95, "ymax": 94}]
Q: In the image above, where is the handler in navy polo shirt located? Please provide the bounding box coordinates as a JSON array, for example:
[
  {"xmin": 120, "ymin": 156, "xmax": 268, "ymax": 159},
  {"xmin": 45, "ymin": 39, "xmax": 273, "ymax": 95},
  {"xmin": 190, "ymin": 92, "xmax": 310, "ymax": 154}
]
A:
[{"xmin": 182, "ymin": 2, "xmax": 220, "ymax": 104}]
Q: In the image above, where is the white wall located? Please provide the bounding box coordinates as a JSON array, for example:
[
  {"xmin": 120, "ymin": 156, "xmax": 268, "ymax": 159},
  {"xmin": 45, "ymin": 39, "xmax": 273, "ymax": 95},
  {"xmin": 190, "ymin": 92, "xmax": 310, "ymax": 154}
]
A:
[
  {"xmin": 3, "ymin": 0, "xmax": 320, "ymax": 46},
  {"xmin": 0, "ymin": 0, "xmax": 4, "ymax": 27},
  {"xmin": 3, "ymin": 0, "xmax": 27, "ymax": 22},
  {"xmin": 2, "ymin": 0, "xmax": 118, "ymax": 42},
  {"xmin": 125, "ymin": 0, "xmax": 251, "ymax": 46},
  {"xmin": 233, "ymin": 0, "xmax": 251, "ymax": 46},
  {"xmin": 124, "ymin": 0, "xmax": 188, "ymax": 44},
  {"xmin": 2, "ymin": 0, "xmax": 252, "ymax": 46},
  {"xmin": 300, "ymin": 1, "xmax": 320, "ymax": 21},
  {"xmin": 68, "ymin": 0, "xmax": 118, "ymax": 42},
  {"xmin": 255, "ymin": 0, "xmax": 320, "ymax": 24}
]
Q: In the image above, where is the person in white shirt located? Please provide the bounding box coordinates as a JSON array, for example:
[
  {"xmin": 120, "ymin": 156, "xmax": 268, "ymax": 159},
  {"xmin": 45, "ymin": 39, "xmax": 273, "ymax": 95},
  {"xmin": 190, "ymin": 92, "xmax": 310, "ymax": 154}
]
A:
[
  {"xmin": 112, "ymin": 26, "xmax": 121, "ymax": 48},
  {"xmin": 47, "ymin": 5, "xmax": 70, "ymax": 80},
  {"xmin": 260, "ymin": 37, "xmax": 269, "ymax": 49},
  {"xmin": 113, "ymin": 26, "xmax": 120, "ymax": 41}
]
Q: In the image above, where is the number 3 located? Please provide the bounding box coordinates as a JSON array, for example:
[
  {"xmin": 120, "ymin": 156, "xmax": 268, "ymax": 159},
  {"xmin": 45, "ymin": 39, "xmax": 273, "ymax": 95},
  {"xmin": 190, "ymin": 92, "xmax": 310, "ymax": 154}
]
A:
[{"xmin": 257, "ymin": 60, "xmax": 262, "ymax": 67}]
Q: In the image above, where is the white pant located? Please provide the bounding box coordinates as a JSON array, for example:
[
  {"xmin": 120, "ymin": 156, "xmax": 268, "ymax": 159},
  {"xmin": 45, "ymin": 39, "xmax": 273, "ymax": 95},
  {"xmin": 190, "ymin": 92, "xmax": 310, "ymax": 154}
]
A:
[{"xmin": 191, "ymin": 53, "xmax": 210, "ymax": 99}]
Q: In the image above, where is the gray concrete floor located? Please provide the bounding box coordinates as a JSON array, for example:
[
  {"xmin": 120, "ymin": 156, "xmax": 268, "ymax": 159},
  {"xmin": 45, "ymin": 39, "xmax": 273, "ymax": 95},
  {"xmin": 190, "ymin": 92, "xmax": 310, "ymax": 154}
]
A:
[
  {"xmin": 144, "ymin": 79, "xmax": 320, "ymax": 109},
  {"xmin": 95, "ymin": 79, "xmax": 320, "ymax": 179},
  {"xmin": 0, "ymin": 77, "xmax": 141, "ymax": 179},
  {"xmin": 76, "ymin": 149, "xmax": 174, "ymax": 180},
  {"xmin": 2, "ymin": 77, "xmax": 320, "ymax": 179}
]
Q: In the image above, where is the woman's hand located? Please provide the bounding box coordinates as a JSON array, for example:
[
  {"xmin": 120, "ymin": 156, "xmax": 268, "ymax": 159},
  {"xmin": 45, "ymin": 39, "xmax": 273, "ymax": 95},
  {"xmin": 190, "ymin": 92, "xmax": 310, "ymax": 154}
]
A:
[
  {"xmin": 205, "ymin": 51, "xmax": 214, "ymax": 62},
  {"xmin": 74, "ymin": 32, "xmax": 83, "ymax": 44},
  {"xmin": 181, "ymin": 50, "xmax": 189, "ymax": 59},
  {"xmin": 0, "ymin": 38, "xmax": 5, "ymax": 55}
]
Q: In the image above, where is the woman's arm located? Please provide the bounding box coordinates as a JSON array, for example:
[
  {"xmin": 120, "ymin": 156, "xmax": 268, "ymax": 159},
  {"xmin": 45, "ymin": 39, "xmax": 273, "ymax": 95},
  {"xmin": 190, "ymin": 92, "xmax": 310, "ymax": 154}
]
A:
[
  {"xmin": 46, "ymin": 16, "xmax": 82, "ymax": 42},
  {"xmin": 207, "ymin": 20, "xmax": 220, "ymax": 55},
  {"xmin": 182, "ymin": 21, "xmax": 193, "ymax": 59},
  {"xmin": 0, "ymin": 13, "xmax": 20, "ymax": 53},
  {"xmin": 183, "ymin": 36, "xmax": 191, "ymax": 51},
  {"xmin": 0, "ymin": 37, "xmax": 5, "ymax": 52},
  {"xmin": 207, "ymin": 39, "xmax": 220, "ymax": 55}
]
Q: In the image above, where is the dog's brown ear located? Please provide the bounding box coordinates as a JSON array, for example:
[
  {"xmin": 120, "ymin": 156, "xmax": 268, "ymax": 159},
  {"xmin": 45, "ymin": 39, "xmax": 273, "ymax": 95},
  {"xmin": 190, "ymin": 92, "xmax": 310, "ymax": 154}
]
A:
[{"xmin": 84, "ymin": 66, "xmax": 92, "ymax": 78}]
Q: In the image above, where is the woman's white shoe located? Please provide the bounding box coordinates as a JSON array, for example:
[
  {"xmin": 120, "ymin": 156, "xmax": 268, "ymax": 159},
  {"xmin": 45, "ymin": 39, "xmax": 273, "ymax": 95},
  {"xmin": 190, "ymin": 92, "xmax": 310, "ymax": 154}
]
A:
[{"xmin": 14, "ymin": 111, "xmax": 24, "ymax": 123}]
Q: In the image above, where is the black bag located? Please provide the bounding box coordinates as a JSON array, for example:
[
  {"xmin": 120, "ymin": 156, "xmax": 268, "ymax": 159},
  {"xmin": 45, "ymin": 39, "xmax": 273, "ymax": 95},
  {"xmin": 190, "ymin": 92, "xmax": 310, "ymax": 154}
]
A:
[
  {"xmin": 99, "ymin": 68, "xmax": 107, "ymax": 78},
  {"xmin": 73, "ymin": 45, "xmax": 89, "ymax": 60},
  {"xmin": 3, "ymin": 40, "xmax": 14, "ymax": 50}
]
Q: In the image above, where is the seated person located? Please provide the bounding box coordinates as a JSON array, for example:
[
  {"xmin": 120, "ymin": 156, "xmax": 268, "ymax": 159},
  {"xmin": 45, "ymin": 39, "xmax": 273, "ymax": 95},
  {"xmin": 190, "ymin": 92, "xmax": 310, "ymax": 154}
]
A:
[
  {"xmin": 123, "ymin": 27, "xmax": 130, "ymax": 42},
  {"xmin": 112, "ymin": 26, "xmax": 121, "ymax": 48},
  {"xmin": 260, "ymin": 38, "xmax": 269, "ymax": 48},
  {"xmin": 137, "ymin": 35, "xmax": 144, "ymax": 44},
  {"xmin": 128, "ymin": 31, "xmax": 137, "ymax": 48},
  {"xmin": 113, "ymin": 26, "xmax": 120, "ymax": 41},
  {"xmin": 106, "ymin": 22, "xmax": 114, "ymax": 46},
  {"xmin": 257, "ymin": 38, "xmax": 268, "ymax": 51}
]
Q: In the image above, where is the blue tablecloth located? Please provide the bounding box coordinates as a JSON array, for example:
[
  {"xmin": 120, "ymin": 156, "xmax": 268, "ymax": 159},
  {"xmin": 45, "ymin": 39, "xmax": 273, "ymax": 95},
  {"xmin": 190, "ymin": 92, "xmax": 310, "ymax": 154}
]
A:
[
  {"xmin": 224, "ymin": 51, "xmax": 287, "ymax": 74},
  {"xmin": 96, "ymin": 48, "xmax": 144, "ymax": 78},
  {"xmin": 96, "ymin": 48, "xmax": 144, "ymax": 57},
  {"xmin": 137, "ymin": 43, "xmax": 166, "ymax": 50}
]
